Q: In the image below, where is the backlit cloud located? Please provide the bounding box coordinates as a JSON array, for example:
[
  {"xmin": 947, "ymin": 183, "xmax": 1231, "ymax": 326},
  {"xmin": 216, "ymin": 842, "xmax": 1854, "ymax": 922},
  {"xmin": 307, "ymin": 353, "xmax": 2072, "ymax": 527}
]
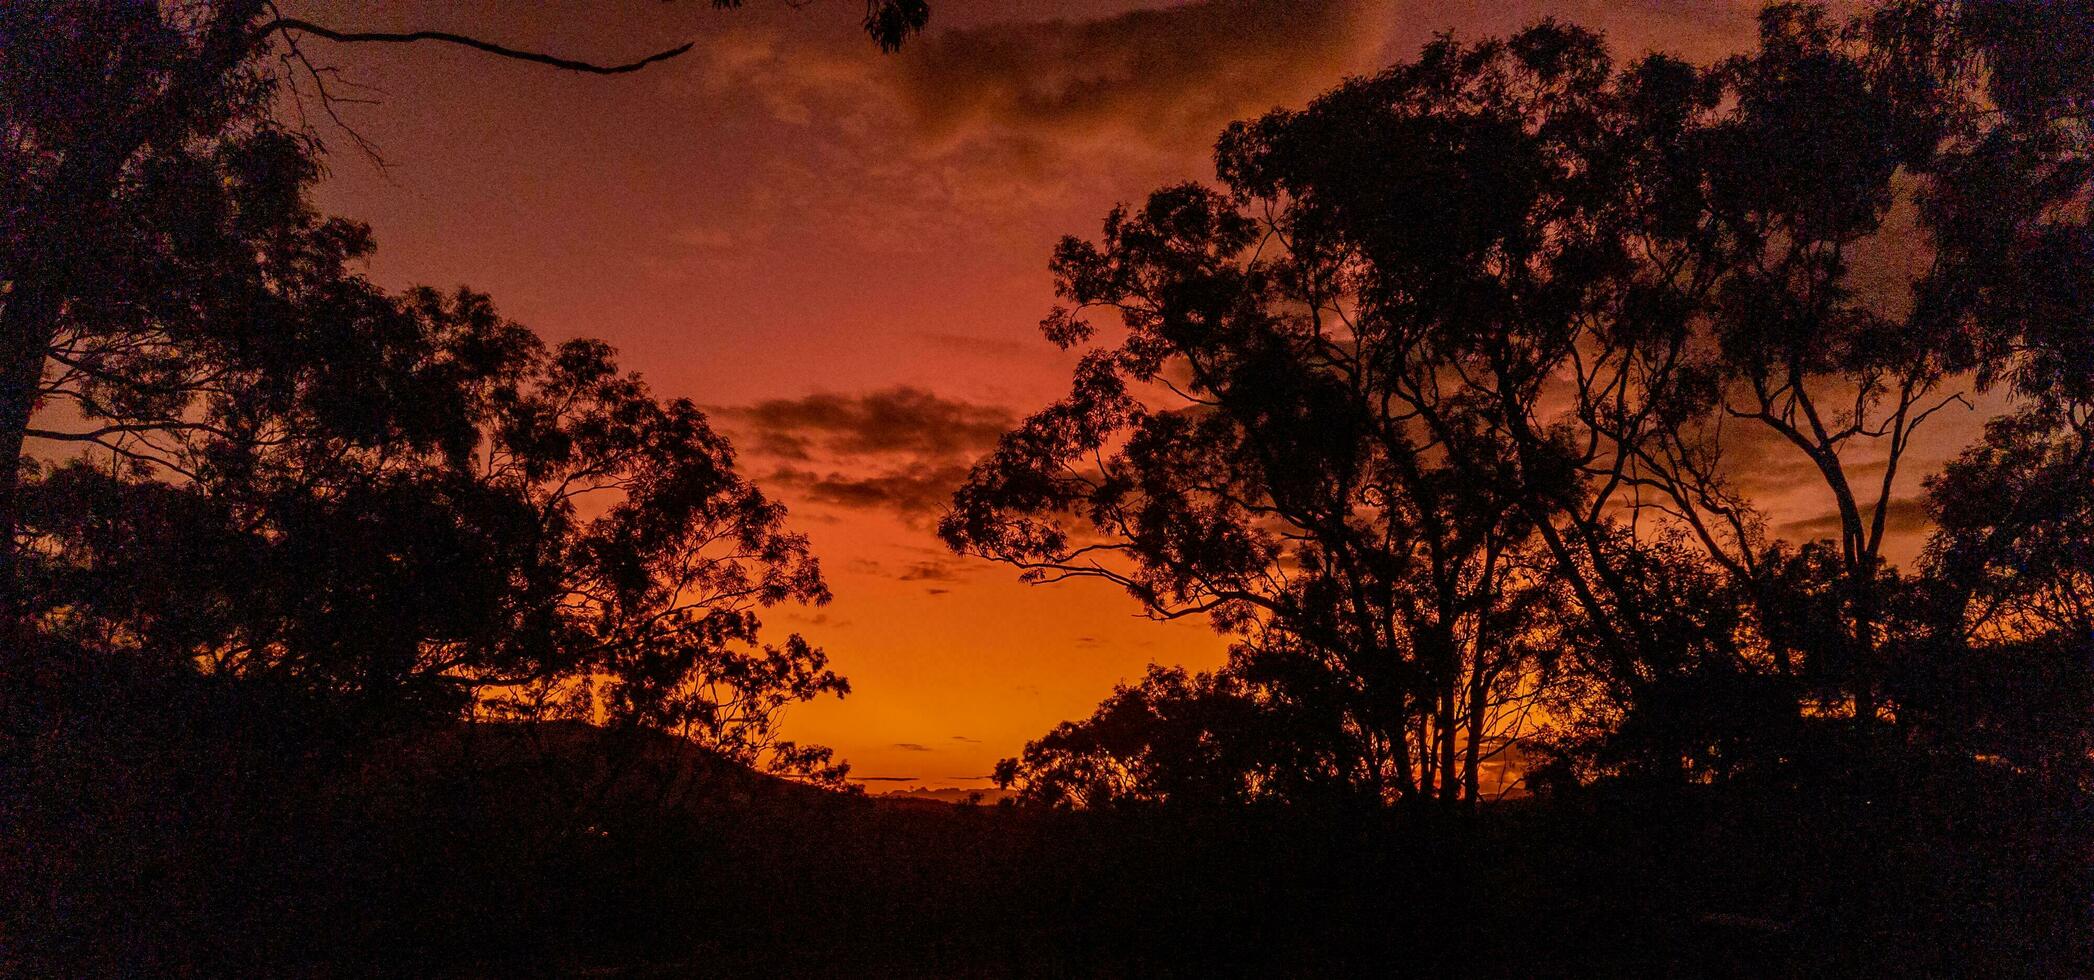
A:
[
  {"xmin": 1780, "ymin": 498, "xmax": 1934, "ymax": 544},
  {"xmin": 695, "ymin": 0, "xmax": 1394, "ymax": 161},
  {"xmin": 766, "ymin": 463, "xmax": 976, "ymax": 521},
  {"xmin": 726, "ymin": 387, "xmax": 1015, "ymax": 460},
  {"xmin": 675, "ymin": 0, "xmax": 1406, "ymax": 254},
  {"xmin": 718, "ymin": 387, "xmax": 1015, "ymax": 525},
  {"xmin": 886, "ymin": 0, "xmax": 1400, "ymax": 161}
]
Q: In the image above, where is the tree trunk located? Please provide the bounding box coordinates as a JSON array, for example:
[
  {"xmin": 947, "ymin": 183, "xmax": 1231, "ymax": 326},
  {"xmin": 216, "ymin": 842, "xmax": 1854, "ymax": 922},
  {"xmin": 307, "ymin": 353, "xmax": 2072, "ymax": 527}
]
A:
[
  {"xmin": 1462, "ymin": 663, "xmax": 1488, "ymax": 805},
  {"xmin": 0, "ymin": 287, "xmax": 58, "ymax": 650},
  {"xmin": 1438, "ymin": 686, "xmax": 1458, "ymax": 805},
  {"xmin": 1391, "ymin": 690, "xmax": 1417, "ymax": 801}
]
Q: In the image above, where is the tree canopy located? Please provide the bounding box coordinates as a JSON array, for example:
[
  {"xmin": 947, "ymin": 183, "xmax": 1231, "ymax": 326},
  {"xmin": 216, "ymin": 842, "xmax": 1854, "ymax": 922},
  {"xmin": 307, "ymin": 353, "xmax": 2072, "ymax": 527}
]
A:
[
  {"xmin": 953, "ymin": 0, "xmax": 2094, "ymax": 807},
  {"xmin": 2, "ymin": 0, "xmax": 891, "ymax": 782},
  {"xmin": 0, "ymin": 0, "xmax": 928, "ymax": 631}
]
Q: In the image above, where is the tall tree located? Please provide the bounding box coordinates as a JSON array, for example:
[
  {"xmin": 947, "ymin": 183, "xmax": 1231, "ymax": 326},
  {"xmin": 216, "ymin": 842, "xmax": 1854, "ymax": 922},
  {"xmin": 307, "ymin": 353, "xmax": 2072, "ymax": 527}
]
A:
[
  {"xmin": 961, "ymin": 0, "xmax": 2094, "ymax": 800},
  {"xmin": 947, "ymin": 25, "xmax": 1630, "ymax": 806},
  {"xmin": 1581, "ymin": 1, "xmax": 2091, "ymax": 730}
]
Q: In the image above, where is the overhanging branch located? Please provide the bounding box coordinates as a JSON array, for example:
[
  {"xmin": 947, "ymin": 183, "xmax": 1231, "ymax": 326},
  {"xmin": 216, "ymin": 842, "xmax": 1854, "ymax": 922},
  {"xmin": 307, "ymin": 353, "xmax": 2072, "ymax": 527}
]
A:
[{"xmin": 257, "ymin": 18, "xmax": 696, "ymax": 75}]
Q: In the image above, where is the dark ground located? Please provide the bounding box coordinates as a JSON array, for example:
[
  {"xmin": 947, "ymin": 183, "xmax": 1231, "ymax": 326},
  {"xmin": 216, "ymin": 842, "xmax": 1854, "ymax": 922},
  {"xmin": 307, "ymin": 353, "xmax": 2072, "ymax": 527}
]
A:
[{"xmin": 2, "ymin": 659, "xmax": 2086, "ymax": 977}]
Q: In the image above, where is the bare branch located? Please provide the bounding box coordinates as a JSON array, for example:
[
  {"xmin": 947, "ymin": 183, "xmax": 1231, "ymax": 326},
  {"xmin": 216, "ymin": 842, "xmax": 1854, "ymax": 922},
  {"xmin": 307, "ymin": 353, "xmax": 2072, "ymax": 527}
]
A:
[{"xmin": 256, "ymin": 18, "xmax": 696, "ymax": 76}]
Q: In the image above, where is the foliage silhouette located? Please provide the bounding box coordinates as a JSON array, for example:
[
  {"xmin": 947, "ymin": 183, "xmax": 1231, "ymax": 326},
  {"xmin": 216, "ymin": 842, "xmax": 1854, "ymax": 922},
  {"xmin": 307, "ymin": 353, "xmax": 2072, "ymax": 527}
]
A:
[
  {"xmin": 19, "ymin": 287, "xmax": 849, "ymax": 780},
  {"xmin": 0, "ymin": 0, "xmax": 929, "ymax": 632},
  {"xmin": 958, "ymin": 0, "xmax": 2093, "ymax": 806}
]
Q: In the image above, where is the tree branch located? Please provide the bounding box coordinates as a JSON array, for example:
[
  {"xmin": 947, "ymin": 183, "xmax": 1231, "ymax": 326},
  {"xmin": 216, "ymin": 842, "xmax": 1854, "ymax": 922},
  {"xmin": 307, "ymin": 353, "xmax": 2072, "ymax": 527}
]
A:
[{"xmin": 257, "ymin": 18, "xmax": 696, "ymax": 75}]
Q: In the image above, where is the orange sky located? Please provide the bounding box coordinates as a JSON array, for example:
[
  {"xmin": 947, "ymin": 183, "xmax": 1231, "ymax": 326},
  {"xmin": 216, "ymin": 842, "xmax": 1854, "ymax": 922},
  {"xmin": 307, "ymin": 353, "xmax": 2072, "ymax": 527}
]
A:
[{"xmin": 293, "ymin": 0, "xmax": 1993, "ymax": 790}]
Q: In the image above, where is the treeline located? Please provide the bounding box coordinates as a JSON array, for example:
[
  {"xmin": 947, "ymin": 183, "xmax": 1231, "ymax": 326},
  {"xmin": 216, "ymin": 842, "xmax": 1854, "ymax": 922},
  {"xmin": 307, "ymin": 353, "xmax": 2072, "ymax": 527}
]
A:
[{"xmin": 950, "ymin": 3, "xmax": 2094, "ymax": 821}]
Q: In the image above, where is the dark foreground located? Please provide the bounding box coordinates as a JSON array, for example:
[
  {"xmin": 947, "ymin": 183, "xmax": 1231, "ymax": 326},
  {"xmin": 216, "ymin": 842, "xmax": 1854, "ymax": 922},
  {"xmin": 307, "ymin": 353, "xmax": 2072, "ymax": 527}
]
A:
[{"xmin": 3, "ymin": 663, "xmax": 2086, "ymax": 977}]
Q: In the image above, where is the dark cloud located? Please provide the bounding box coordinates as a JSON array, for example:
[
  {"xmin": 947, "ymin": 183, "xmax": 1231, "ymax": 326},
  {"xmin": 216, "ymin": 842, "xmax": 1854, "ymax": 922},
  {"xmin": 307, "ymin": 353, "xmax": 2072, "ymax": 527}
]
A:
[
  {"xmin": 766, "ymin": 463, "xmax": 973, "ymax": 521},
  {"xmin": 722, "ymin": 387, "xmax": 1013, "ymax": 523},
  {"xmin": 849, "ymin": 775, "xmax": 920, "ymax": 782},
  {"xmin": 725, "ymin": 387, "xmax": 1015, "ymax": 461},
  {"xmin": 897, "ymin": 559, "xmax": 965, "ymax": 582},
  {"xmin": 951, "ymin": 735, "xmax": 982, "ymax": 744},
  {"xmin": 685, "ymin": 0, "xmax": 1764, "ymax": 252},
  {"xmin": 697, "ymin": 0, "xmax": 1394, "ymax": 165},
  {"xmin": 783, "ymin": 610, "xmax": 851, "ymax": 628},
  {"xmin": 888, "ymin": 0, "xmax": 1397, "ymax": 158},
  {"xmin": 1779, "ymin": 498, "xmax": 1934, "ymax": 542},
  {"xmin": 894, "ymin": 742, "xmax": 934, "ymax": 752}
]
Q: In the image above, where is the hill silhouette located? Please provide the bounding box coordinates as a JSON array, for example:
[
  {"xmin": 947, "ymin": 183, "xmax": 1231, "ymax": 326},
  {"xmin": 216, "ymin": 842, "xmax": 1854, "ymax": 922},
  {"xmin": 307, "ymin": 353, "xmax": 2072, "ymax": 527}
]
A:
[{"xmin": 876, "ymin": 785, "xmax": 1013, "ymax": 806}]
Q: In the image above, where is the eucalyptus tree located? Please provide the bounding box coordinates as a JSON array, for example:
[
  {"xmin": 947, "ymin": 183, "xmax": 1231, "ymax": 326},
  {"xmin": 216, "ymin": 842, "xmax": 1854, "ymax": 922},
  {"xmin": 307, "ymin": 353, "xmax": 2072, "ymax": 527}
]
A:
[
  {"xmin": 1577, "ymin": 1, "xmax": 2092, "ymax": 732},
  {"xmin": 0, "ymin": 0, "xmax": 928, "ymax": 631},
  {"xmin": 947, "ymin": 24, "xmax": 1634, "ymax": 806},
  {"xmin": 958, "ymin": 0, "xmax": 2094, "ymax": 798},
  {"xmin": 21, "ymin": 288, "xmax": 850, "ymax": 780}
]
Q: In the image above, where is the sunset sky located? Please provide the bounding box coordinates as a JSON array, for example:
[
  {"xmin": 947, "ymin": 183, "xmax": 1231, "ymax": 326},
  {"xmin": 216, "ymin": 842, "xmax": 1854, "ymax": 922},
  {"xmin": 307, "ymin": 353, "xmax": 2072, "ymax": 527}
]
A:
[{"xmin": 293, "ymin": 0, "xmax": 1993, "ymax": 790}]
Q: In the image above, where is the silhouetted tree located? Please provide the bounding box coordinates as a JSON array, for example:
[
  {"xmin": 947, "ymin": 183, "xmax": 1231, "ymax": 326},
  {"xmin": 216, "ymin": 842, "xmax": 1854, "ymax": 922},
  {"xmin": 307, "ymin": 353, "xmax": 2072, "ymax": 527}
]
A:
[
  {"xmin": 992, "ymin": 664, "xmax": 1267, "ymax": 808},
  {"xmin": 963, "ymin": 0, "xmax": 2094, "ymax": 802},
  {"xmin": 20, "ymin": 288, "xmax": 849, "ymax": 781},
  {"xmin": 1895, "ymin": 397, "xmax": 2094, "ymax": 790},
  {"xmin": 1573, "ymin": 1, "xmax": 2089, "ymax": 733},
  {"xmin": 950, "ymin": 24, "xmax": 1641, "ymax": 806},
  {"xmin": 0, "ymin": 0, "xmax": 928, "ymax": 632}
]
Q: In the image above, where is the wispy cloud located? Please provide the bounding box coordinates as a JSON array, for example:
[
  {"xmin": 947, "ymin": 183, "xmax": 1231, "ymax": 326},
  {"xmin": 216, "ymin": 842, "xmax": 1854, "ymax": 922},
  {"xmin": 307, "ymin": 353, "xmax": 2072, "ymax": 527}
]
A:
[
  {"xmin": 673, "ymin": 0, "xmax": 1404, "ymax": 254},
  {"xmin": 1779, "ymin": 498, "xmax": 1932, "ymax": 543},
  {"xmin": 765, "ymin": 463, "xmax": 974, "ymax": 522},
  {"xmin": 882, "ymin": 0, "xmax": 1400, "ymax": 163},
  {"xmin": 679, "ymin": 0, "xmax": 1763, "ymax": 258},
  {"xmin": 696, "ymin": 0, "xmax": 1393, "ymax": 160},
  {"xmin": 723, "ymin": 387, "xmax": 1015, "ymax": 461}
]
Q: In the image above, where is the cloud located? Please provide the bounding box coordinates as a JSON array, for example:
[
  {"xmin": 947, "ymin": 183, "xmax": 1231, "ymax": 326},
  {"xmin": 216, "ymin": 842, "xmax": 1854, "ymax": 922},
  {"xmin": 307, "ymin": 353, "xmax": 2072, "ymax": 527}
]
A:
[
  {"xmin": 894, "ymin": 742, "xmax": 934, "ymax": 752},
  {"xmin": 690, "ymin": 0, "xmax": 1764, "ymax": 185},
  {"xmin": 950, "ymin": 735, "xmax": 982, "ymax": 744},
  {"xmin": 918, "ymin": 330, "xmax": 1037, "ymax": 359},
  {"xmin": 884, "ymin": 0, "xmax": 1400, "ymax": 162},
  {"xmin": 896, "ymin": 559, "xmax": 964, "ymax": 582},
  {"xmin": 1778, "ymin": 498, "xmax": 1934, "ymax": 542},
  {"xmin": 879, "ymin": 786, "xmax": 1014, "ymax": 804},
  {"xmin": 847, "ymin": 553, "xmax": 980, "ymax": 589},
  {"xmin": 781, "ymin": 610, "xmax": 852, "ymax": 628},
  {"xmin": 676, "ymin": 0, "xmax": 1771, "ymax": 260},
  {"xmin": 767, "ymin": 463, "xmax": 974, "ymax": 520},
  {"xmin": 717, "ymin": 387, "xmax": 1017, "ymax": 523},
  {"xmin": 677, "ymin": 0, "xmax": 1405, "ymax": 253},
  {"xmin": 1715, "ymin": 416, "xmax": 1891, "ymax": 501},
  {"xmin": 700, "ymin": 0, "xmax": 1393, "ymax": 160},
  {"xmin": 725, "ymin": 387, "xmax": 1015, "ymax": 461}
]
